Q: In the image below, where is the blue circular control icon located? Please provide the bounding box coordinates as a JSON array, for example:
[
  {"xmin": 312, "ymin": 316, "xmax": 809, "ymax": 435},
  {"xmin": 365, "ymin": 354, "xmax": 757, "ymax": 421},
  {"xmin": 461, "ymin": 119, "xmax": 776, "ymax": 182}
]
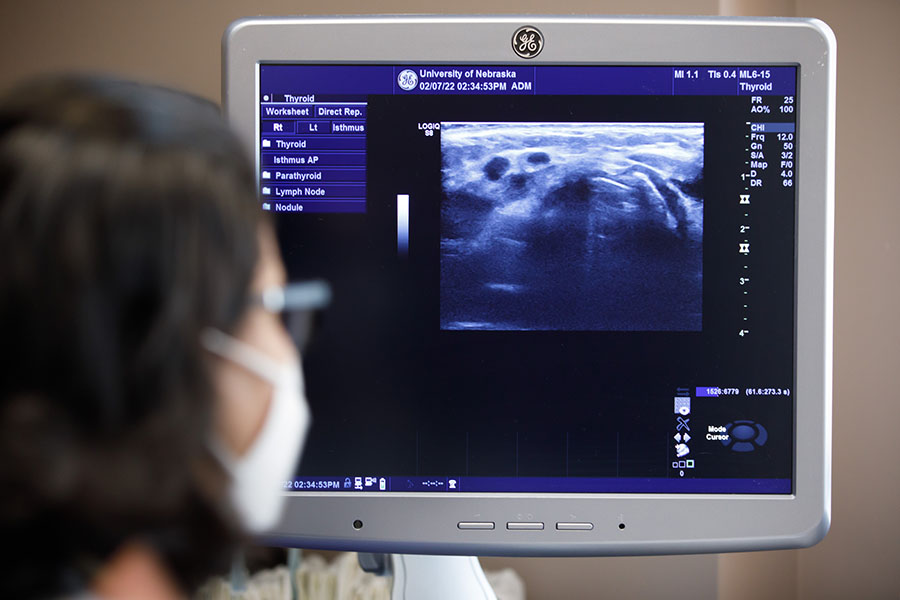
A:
[
  {"xmin": 732, "ymin": 424, "xmax": 756, "ymax": 441},
  {"xmin": 721, "ymin": 420, "xmax": 768, "ymax": 452}
]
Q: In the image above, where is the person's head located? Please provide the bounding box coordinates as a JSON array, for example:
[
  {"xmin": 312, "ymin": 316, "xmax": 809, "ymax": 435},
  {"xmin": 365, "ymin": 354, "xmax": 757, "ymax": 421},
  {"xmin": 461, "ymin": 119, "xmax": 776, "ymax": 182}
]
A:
[{"xmin": 0, "ymin": 75, "xmax": 302, "ymax": 597}]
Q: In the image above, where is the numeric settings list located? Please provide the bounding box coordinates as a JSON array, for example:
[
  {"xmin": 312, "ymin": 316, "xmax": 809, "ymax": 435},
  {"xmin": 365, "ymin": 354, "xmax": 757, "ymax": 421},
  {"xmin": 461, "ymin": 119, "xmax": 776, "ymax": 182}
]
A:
[
  {"xmin": 260, "ymin": 96, "xmax": 367, "ymax": 213},
  {"xmin": 736, "ymin": 93, "xmax": 797, "ymax": 340}
]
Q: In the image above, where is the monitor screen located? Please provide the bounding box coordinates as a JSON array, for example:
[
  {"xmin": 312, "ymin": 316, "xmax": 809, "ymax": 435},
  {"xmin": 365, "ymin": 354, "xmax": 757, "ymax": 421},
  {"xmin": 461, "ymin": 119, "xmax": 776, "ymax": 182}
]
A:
[
  {"xmin": 266, "ymin": 63, "xmax": 794, "ymax": 494},
  {"xmin": 224, "ymin": 16, "xmax": 832, "ymax": 555}
]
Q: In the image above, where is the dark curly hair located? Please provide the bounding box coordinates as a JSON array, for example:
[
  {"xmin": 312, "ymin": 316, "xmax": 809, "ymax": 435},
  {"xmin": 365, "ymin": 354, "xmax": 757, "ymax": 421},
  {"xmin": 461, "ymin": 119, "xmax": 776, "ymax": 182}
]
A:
[{"xmin": 0, "ymin": 76, "xmax": 263, "ymax": 598}]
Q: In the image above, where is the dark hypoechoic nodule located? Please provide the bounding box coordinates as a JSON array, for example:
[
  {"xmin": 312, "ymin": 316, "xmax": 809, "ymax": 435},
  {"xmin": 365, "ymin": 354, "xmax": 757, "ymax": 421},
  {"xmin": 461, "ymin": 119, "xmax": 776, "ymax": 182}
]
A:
[{"xmin": 440, "ymin": 122, "xmax": 703, "ymax": 332}]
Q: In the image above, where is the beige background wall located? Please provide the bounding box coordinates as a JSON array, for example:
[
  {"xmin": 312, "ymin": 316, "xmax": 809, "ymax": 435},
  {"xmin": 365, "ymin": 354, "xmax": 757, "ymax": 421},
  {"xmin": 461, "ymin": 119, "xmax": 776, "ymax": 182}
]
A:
[{"xmin": 1, "ymin": 1, "xmax": 897, "ymax": 598}]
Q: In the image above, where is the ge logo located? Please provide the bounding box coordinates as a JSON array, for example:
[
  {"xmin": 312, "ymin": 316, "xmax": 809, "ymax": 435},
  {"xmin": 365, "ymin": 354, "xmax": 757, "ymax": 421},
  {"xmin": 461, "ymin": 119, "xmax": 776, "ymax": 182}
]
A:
[
  {"xmin": 397, "ymin": 69, "xmax": 418, "ymax": 91},
  {"xmin": 512, "ymin": 26, "xmax": 544, "ymax": 59}
]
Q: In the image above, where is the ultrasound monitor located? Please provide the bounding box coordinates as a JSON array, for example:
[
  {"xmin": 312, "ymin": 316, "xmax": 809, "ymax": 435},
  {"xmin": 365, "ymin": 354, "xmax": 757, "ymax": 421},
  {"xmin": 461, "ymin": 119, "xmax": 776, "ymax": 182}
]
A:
[{"xmin": 223, "ymin": 16, "xmax": 834, "ymax": 556}]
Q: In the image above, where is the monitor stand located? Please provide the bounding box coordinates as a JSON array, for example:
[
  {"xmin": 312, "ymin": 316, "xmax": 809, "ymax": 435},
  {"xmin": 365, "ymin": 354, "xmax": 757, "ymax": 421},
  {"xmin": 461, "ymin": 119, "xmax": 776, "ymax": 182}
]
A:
[{"xmin": 359, "ymin": 553, "xmax": 497, "ymax": 600}]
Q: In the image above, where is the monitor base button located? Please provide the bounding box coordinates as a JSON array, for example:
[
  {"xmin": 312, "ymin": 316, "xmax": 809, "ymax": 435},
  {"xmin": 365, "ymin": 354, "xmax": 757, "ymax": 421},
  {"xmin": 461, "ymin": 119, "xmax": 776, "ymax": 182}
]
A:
[
  {"xmin": 507, "ymin": 522, "xmax": 545, "ymax": 530},
  {"xmin": 556, "ymin": 522, "xmax": 594, "ymax": 531},
  {"xmin": 457, "ymin": 521, "xmax": 495, "ymax": 530}
]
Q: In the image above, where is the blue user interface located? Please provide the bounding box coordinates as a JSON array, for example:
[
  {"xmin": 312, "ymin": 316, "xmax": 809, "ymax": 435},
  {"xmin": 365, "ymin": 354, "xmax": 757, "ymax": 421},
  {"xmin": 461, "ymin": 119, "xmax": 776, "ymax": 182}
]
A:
[{"xmin": 260, "ymin": 64, "xmax": 797, "ymax": 495}]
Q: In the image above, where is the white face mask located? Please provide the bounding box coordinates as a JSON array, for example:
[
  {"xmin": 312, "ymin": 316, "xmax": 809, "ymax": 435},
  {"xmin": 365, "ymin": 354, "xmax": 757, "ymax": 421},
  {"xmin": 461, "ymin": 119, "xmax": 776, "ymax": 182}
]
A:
[{"xmin": 201, "ymin": 328, "xmax": 311, "ymax": 533}]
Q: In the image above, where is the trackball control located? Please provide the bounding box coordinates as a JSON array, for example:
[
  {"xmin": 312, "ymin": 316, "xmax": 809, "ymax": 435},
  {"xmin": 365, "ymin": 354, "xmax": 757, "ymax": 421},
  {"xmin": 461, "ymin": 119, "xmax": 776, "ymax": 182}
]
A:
[{"xmin": 721, "ymin": 420, "xmax": 768, "ymax": 452}]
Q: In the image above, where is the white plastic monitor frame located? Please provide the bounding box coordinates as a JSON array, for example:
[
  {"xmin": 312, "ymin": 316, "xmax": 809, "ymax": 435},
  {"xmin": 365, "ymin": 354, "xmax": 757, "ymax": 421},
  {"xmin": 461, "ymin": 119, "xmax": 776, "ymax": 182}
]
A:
[{"xmin": 223, "ymin": 15, "xmax": 834, "ymax": 556}]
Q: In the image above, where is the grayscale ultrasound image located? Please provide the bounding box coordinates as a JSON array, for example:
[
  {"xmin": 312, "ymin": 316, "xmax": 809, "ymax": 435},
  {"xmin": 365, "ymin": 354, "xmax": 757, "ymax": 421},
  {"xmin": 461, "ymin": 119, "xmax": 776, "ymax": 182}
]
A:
[{"xmin": 440, "ymin": 122, "xmax": 704, "ymax": 331}]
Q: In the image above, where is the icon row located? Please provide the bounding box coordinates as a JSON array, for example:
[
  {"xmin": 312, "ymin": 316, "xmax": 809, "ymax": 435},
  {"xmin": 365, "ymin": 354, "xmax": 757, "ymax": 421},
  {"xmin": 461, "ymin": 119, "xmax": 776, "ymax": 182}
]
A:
[
  {"xmin": 674, "ymin": 392, "xmax": 693, "ymax": 471},
  {"xmin": 339, "ymin": 477, "xmax": 463, "ymax": 491},
  {"xmin": 345, "ymin": 476, "xmax": 387, "ymax": 490}
]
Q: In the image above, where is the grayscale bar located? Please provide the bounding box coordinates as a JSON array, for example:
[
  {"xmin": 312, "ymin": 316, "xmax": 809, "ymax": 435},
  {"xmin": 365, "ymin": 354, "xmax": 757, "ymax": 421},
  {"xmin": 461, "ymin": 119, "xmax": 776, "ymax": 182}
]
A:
[{"xmin": 397, "ymin": 194, "xmax": 409, "ymax": 255}]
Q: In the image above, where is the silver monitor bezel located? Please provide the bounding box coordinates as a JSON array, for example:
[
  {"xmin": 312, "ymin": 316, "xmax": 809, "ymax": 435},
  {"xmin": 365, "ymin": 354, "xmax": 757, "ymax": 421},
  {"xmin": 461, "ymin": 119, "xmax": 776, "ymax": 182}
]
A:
[{"xmin": 223, "ymin": 15, "xmax": 833, "ymax": 556}]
